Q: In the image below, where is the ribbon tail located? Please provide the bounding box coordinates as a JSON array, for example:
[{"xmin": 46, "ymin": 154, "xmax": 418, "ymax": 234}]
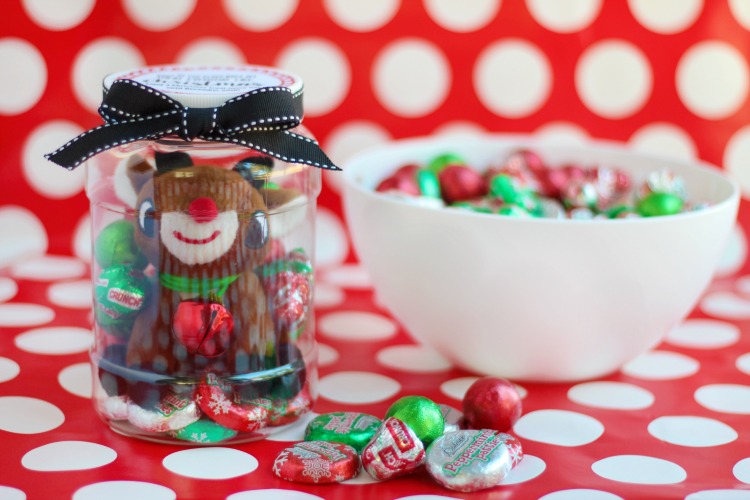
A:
[
  {"xmin": 45, "ymin": 115, "xmax": 177, "ymax": 170},
  {"xmin": 213, "ymin": 130, "xmax": 341, "ymax": 171}
]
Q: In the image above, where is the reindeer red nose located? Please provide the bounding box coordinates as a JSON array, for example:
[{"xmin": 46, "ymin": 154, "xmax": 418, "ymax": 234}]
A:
[{"xmin": 188, "ymin": 197, "xmax": 219, "ymax": 223}]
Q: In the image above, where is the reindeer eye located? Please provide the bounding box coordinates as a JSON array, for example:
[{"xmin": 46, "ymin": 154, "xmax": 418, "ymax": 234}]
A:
[
  {"xmin": 138, "ymin": 198, "xmax": 156, "ymax": 237},
  {"xmin": 245, "ymin": 210, "xmax": 268, "ymax": 249}
]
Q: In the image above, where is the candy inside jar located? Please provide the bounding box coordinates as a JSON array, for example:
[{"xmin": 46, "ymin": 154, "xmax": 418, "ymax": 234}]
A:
[{"xmin": 46, "ymin": 65, "xmax": 337, "ymax": 445}]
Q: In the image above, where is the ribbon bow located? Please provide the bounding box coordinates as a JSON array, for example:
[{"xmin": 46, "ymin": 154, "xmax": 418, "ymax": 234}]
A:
[{"xmin": 45, "ymin": 79, "xmax": 340, "ymax": 171}]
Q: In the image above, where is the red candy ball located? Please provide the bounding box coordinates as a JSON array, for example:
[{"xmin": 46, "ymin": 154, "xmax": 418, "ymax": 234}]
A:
[
  {"xmin": 375, "ymin": 164, "xmax": 421, "ymax": 196},
  {"xmin": 438, "ymin": 164, "xmax": 488, "ymax": 203},
  {"xmin": 462, "ymin": 376, "xmax": 522, "ymax": 433}
]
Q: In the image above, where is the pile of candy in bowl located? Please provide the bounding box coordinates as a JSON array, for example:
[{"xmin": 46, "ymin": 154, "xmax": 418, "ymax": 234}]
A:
[{"xmin": 375, "ymin": 149, "xmax": 707, "ymax": 219}]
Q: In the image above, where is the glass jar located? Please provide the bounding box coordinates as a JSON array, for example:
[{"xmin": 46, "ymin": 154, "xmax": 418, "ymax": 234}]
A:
[{"xmin": 65, "ymin": 65, "xmax": 330, "ymax": 444}]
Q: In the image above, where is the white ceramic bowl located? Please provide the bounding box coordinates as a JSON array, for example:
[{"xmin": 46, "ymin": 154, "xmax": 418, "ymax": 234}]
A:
[{"xmin": 342, "ymin": 135, "xmax": 740, "ymax": 382}]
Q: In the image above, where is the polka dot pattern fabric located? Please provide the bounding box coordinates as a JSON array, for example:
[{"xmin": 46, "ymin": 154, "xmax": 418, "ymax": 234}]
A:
[{"xmin": 3, "ymin": 1, "xmax": 750, "ymax": 498}]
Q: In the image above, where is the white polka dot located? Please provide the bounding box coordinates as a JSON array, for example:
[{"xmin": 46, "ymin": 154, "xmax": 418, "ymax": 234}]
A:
[
  {"xmin": 730, "ymin": 0, "xmax": 750, "ymax": 30},
  {"xmin": 0, "ymin": 357, "xmax": 20, "ymax": 383},
  {"xmin": 324, "ymin": 120, "xmax": 391, "ymax": 194},
  {"xmin": 575, "ymin": 39, "xmax": 652, "ymax": 119},
  {"xmin": 313, "ymin": 283, "xmax": 345, "ymax": 309},
  {"xmin": 474, "ymin": 39, "xmax": 552, "ymax": 118},
  {"xmin": 622, "ymin": 350, "xmax": 700, "ymax": 380},
  {"xmin": 23, "ymin": 120, "xmax": 86, "ymax": 199},
  {"xmin": 498, "ymin": 455, "xmax": 546, "ymax": 485},
  {"xmin": 540, "ymin": 490, "xmax": 624, "ymax": 500},
  {"xmin": 47, "ymin": 279, "xmax": 91, "ymax": 309},
  {"xmin": 737, "ymin": 353, "xmax": 750, "ymax": 376},
  {"xmin": 0, "ymin": 486, "xmax": 26, "ymax": 500},
  {"xmin": 568, "ymin": 382, "xmax": 654, "ymax": 410},
  {"xmin": 648, "ymin": 416, "xmax": 737, "ymax": 447},
  {"xmin": 534, "ymin": 122, "xmax": 590, "ymax": 145},
  {"xmin": 0, "ymin": 396, "xmax": 64, "ymax": 434},
  {"xmin": 22, "ymin": 441, "xmax": 116, "ymax": 471},
  {"xmin": 591, "ymin": 455, "xmax": 686, "ymax": 484},
  {"xmin": 0, "ymin": 38, "xmax": 46, "ymax": 115},
  {"xmin": 701, "ymin": 291, "xmax": 750, "ymax": 319},
  {"xmin": 11, "ymin": 255, "xmax": 87, "ymax": 281},
  {"xmin": 687, "ymin": 491, "xmax": 750, "ymax": 500},
  {"xmin": 163, "ymin": 447, "xmax": 258, "ymax": 479},
  {"xmin": 316, "ymin": 207, "xmax": 349, "ymax": 268},
  {"xmin": 122, "ymin": 0, "xmax": 196, "ymax": 31},
  {"xmin": 440, "ymin": 376, "xmax": 479, "ymax": 400},
  {"xmin": 423, "ymin": 0, "xmax": 501, "ymax": 32},
  {"xmin": 725, "ymin": 126, "xmax": 750, "ymax": 199},
  {"xmin": 265, "ymin": 412, "xmax": 318, "ymax": 442},
  {"xmin": 514, "ymin": 410, "xmax": 604, "ymax": 446},
  {"xmin": 734, "ymin": 457, "xmax": 750, "ymax": 484},
  {"xmin": 59, "ymin": 363, "xmax": 92, "ymax": 398},
  {"xmin": 628, "ymin": 123, "xmax": 697, "ymax": 161},
  {"xmin": 665, "ymin": 319, "xmax": 740, "ymax": 349},
  {"xmin": 376, "ymin": 345, "xmax": 452, "ymax": 373},
  {"xmin": 526, "ymin": 0, "xmax": 602, "ymax": 32},
  {"xmin": 222, "ymin": 0, "xmax": 299, "ymax": 31},
  {"xmin": 22, "ymin": 0, "xmax": 94, "ymax": 30},
  {"xmin": 318, "ymin": 311, "xmax": 397, "ymax": 341},
  {"xmin": 695, "ymin": 384, "xmax": 750, "ymax": 414},
  {"xmin": 15, "ymin": 326, "xmax": 92, "ymax": 355},
  {"xmin": 676, "ymin": 41, "xmax": 750, "ymax": 120},
  {"xmin": 72, "ymin": 37, "xmax": 145, "ymax": 112},
  {"xmin": 0, "ymin": 304, "xmax": 54, "ymax": 327},
  {"xmin": 318, "ymin": 371, "xmax": 401, "ymax": 404},
  {"xmin": 73, "ymin": 214, "xmax": 91, "ymax": 263},
  {"xmin": 176, "ymin": 37, "xmax": 245, "ymax": 65},
  {"xmin": 736, "ymin": 275, "xmax": 750, "ymax": 297},
  {"xmin": 0, "ymin": 277, "xmax": 18, "ymax": 302},
  {"xmin": 324, "ymin": 0, "xmax": 400, "ymax": 31},
  {"xmin": 628, "ymin": 0, "xmax": 703, "ymax": 33},
  {"xmin": 276, "ymin": 38, "xmax": 350, "ymax": 116},
  {"xmin": 0, "ymin": 206, "xmax": 47, "ymax": 267},
  {"xmin": 433, "ymin": 121, "xmax": 487, "ymax": 139},
  {"xmin": 321, "ymin": 264, "xmax": 371, "ymax": 289},
  {"xmin": 73, "ymin": 481, "xmax": 175, "ymax": 500},
  {"xmin": 228, "ymin": 491, "xmax": 324, "ymax": 500},
  {"xmin": 373, "ymin": 38, "xmax": 451, "ymax": 118},
  {"xmin": 317, "ymin": 343, "xmax": 339, "ymax": 367}
]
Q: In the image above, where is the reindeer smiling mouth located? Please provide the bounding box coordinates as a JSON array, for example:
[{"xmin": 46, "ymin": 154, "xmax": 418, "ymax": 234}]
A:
[{"xmin": 173, "ymin": 230, "xmax": 221, "ymax": 245}]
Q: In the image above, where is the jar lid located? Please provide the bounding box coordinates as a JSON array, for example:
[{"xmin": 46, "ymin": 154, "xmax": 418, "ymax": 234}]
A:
[{"xmin": 103, "ymin": 65, "xmax": 304, "ymax": 108}]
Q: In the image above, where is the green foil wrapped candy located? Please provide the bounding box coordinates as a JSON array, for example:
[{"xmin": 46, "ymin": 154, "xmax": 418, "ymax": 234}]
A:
[
  {"xmin": 94, "ymin": 265, "xmax": 147, "ymax": 329},
  {"xmin": 304, "ymin": 411, "xmax": 381, "ymax": 452},
  {"xmin": 95, "ymin": 220, "xmax": 146, "ymax": 269},
  {"xmin": 385, "ymin": 395, "xmax": 445, "ymax": 446}
]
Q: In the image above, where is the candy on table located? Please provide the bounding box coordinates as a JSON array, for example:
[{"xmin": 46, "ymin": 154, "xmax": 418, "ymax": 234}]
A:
[
  {"xmin": 304, "ymin": 411, "xmax": 382, "ymax": 452},
  {"xmin": 425, "ymin": 430, "xmax": 524, "ymax": 492},
  {"xmin": 273, "ymin": 441, "xmax": 360, "ymax": 484},
  {"xmin": 361, "ymin": 417, "xmax": 426, "ymax": 481},
  {"xmin": 384, "ymin": 395, "xmax": 445, "ymax": 447},
  {"xmin": 376, "ymin": 150, "xmax": 699, "ymax": 219},
  {"xmin": 462, "ymin": 376, "xmax": 523, "ymax": 433}
]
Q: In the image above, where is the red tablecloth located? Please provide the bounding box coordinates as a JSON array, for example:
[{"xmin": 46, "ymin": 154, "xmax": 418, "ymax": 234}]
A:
[{"xmin": 3, "ymin": 250, "xmax": 750, "ymax": 499}]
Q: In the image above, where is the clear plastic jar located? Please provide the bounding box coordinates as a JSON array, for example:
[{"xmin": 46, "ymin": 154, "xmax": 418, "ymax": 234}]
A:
[{"xmin": 75, "ymin": 65, "xmax": 326, "ymax": 444}]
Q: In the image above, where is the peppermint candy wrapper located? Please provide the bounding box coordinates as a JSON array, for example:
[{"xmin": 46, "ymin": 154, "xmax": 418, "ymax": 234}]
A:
[
  {"xmin": 361, "ymin": 417, "xmax": 426, "ymax": 481},
  {"xmin": 127, "ymin": 391, "xmax": 201, "ymax": 433},
  {"xmin": 196, "ymin": 373, "xmax": 271, "ymax": 432},
  {"xmin": 425, "ymin": 430, "xmax": 523, "ymax": 492},
  {"xmin": 304, "ymin": 411, "xmax": 382, "ymax": 452},
  {"xmin": 273, "ymin": 441, "xmax": 360, "ymax": 484}
]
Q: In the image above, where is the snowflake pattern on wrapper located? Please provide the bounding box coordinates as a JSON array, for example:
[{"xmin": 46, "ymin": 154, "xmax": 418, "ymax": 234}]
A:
[
  {"xmin": 301, "ymin": 457, "xmax": 333, "ymax": 483},
  {"xmin": 207, "ymin": 392, "xmax": 233, "ymax": 415}
]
